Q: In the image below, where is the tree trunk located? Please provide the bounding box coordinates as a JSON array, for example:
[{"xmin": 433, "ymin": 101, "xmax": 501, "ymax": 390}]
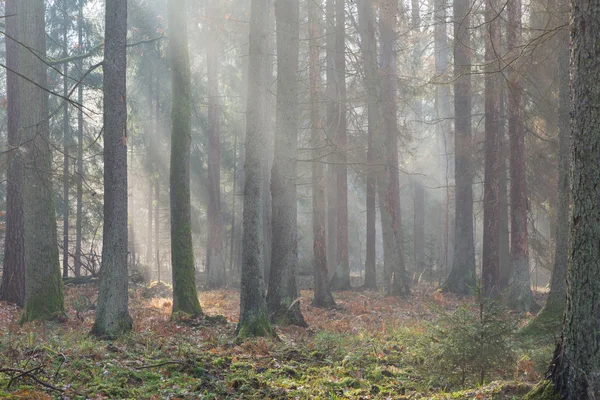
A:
[
  {"xmin": 443, "ymin": 0, "xmax": 476, "ymax": 294},
  {"xmin": 548, "ymin": 1, "xmax": 600, "ymax": 396},
  {"xmin": 266, "ymin": 0, "xmax": 306, "ymax": 326},
  {"xmin": 206, "ymin": 21, "xmax": 226, "ymax": 289},
  {"xmin": 498, "ymin": 113, "xmax": 510, "ymax": 290},
  {"xmin": 357, "ymin": 0, "xmax": 409, "ymax": 297},
  {"xmin": 62, "ymin": 4, "xmax": 70, "ymax": 279},
  {"xmin": 309, "ymin": 0, "xmax": 337, "ymax": 308},
  {"xmin": 505, "ymin": 0, "xmax": 537, "ymax": 312},
  {"xmin": 74, "ymin": 0, "xmax": 84, "ymax": 279},
  {"xmin": 330, "ymin": 0, "xmax": 351, "ymax": 290},
  {"xmin": 379, "ymin": 0, "xmax": 409, "ymax": 297},
  {"xmin": 481, "ymin": 0, "xmax": 501, "ymax": 297},
  {"xmin": 0, "ymin": 0, "xmax": 25, "ymax": 307},
  {"xmin": 523, "ymin": 10, "xmax": 569, "ymax": 336},
  {"xmin": 146, "ymin": 71, "xmax": 154, "ymax": 265},
  {"xmin": 363, "ymin": 101, "xmax": 377, "ymax": 290},
  {"xmin": 236, "ymin": 0, "xmax": 275, "ymax": 338},
  {"xmin": 168, "ymin": 0, "xmax": 202, "ymax": 316},
  {"xmin": 18, "ymin": 0, "xmax": 66, "ymax": 323},
  {"xmin": 91, "ymin": 0, "xmax": 132, "ymax": 337},
  {"xmin": 414, "ymin": 182, "xmax": 425, "ymax": 274},
  {"xmin": 155, "ymin": 77, "xmax": 161, "ymax": 281},
  {"xmin": 325, "ymin": 0, "xmax": 337, "ymax": 280}
]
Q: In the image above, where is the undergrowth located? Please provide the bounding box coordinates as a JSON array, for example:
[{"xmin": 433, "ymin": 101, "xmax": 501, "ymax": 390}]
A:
[{"xmin": 0, "ymin": 285, "xmax": 554, "ymax": 399}]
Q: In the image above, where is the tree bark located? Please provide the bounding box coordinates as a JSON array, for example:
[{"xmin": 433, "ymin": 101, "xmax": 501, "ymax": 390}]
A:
[
  {"xmin": 443, "ymin": 0, "xmax": 476, "ymax": 294},
  {"xmin": 414, "ymin": 182, "xmax": 425, "ymax": 274},
  {"xmin": 168, "ymin": 0, "xmax": 202, "ymax": 316},
  {"xmin": 548, "ymin": 1, "xmax": 600, "ymax": 396},
  {"xmin": 357, "ymin": 0, "xmax": 409, "ymax": 297},
  {"xmin": 325, "ymin": 0, "xmax": 337, "ymax": 280},
  {"xmin": 523, "ymin": 14, "xmax": 569, "ymax": 336},
  {"xmin": 309, "ymin": 0, "xmax": 336, "ymax": 308},
  {"xmin": 18, "ymin": 0, "xmax": 66, "ymax": 323},
  {"xmin": 481, "ymin": 0, "xmax": 501, "ymax": 297},
  {"xmin": 266, "ymin": 0, "xmax": 306, "ymax": 326},
  {"xmin": 506, "ymin": 0, "xmax": 537, "ymax": 311},
  {"xmin": 92, "ymin": 0, "xmax": 132, "ymax": 337},
  {"xmin": 0, "ymin": 0, "xmax": 25, "ymax": 307},
  {"xmin": 236, "ymin": 0, "xmax": 275, "ymax": 338},
  {"xmin": 330, "ymin": 0, "xmax": 351, "ymax": 290},
  {"xmin": 62, "ymin": 3, "xmax": 70, "ymax": 279},
  {"xmin": 206, "ymin": 19, "xmax": 226, "ymax": 289},
  {"xmin": 363, "ymin": 100, "xmax": 377, "ymax": 290},
  {"xmin": 74, "ymin": 0, "xmax": 84, "ymax": 279}
]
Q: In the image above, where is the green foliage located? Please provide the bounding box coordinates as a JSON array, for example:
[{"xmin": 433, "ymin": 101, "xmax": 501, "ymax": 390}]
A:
[{"xmin": 425, "ymin": 285, "xmax": 521, "ymax": 387}]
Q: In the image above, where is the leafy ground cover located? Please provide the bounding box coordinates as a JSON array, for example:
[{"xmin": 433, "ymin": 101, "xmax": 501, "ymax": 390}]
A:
[{"xmin": 0, "ymin": 284, "xmax": 554, "ymax": 399}]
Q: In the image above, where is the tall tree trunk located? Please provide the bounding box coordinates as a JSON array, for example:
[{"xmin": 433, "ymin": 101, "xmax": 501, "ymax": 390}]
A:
[
  {"xmin": 206, "ymin": 22, "xmax": 225, "ymax": 288},
  {"xmin": 18, "ymin": 0, "xmax": 66, "ymax": 323},
  {"xmin": 146, "ymin": 70, "xmax": 154, "ymax": 265},
  {"xmin": 74, "ymin": 0, "xmax": 84, "ymax": 279},
  {"xmin": 309, "ymin": 0, "xmax": 336, "ymax": 307},
  {"xmin": 547, "ymin": 1, "xmax": 600, "ymax": 396},
  {"xmin": 482, "ymin": 0, "xmax": 501, "ymax": 297},
  {"xmin": 363, "ymin": 101, "xmax": 377, "ymax": 289},
  {"xmin": 498, "ymin": 111, "xmax": 510, "ymax": 290},
  {"xmin": 505, "ymin": 0, "xmax": 537, "ymax": 311},
  {"xmin": 522, "ymin": 12, "xmax": 569, "ymax": 336},
  {"xmin": 443, "ymin": 0, "xmax": 476, "ymax": 294},
  {"xmin": 168, "ymin": 0, "xmax": 202, "ymax": 316},
  {"xmin": 325, "ymin": 0, "xmax": 337, "ymax": 280},
  {"xmin": 434, "ymin": 0, "xmax": 452, "ymax": 276},
  {"xmin": 62, "ymin": 5, "xmax": 70, "ymax": 279},
  {"xmin": 330, "ymin": 0, "xmax": 351, "ymax": 290},
  {"xmin": 266, "ymin": 0, "xmax": 306, "ymax": 326},
  {"xmin": 236, "ymin": 0, "xmax": 275, "ymax": 338},
  {"xmin": 379, "ymin": 0, "xmax": 409, "ymax": 296},
  {"xmin": 0, "ymin": 0, "xmax": 25, "ymax": 307},
  {"xmin": 357, "ymin": 0, "xmax": 409, "ymax": 297},
  {"xmin": 91, "ymin": 0, "xmax": 132, "ymax": 337}
]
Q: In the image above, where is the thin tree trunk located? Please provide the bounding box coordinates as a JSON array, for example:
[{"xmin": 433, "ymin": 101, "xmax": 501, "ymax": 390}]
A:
[
  {"xmin": 74, "ymin": 0, "xmax": 84, "ymax": 279},
  {"xmin": 91, "ymin": 0, "xmax": 132, "ymax": 337},
  {"xmin": 0, "ymin": 0, "xmax": 25, "ymax": 307},
  {"xmin": 325, "ymin": 0, "xmax": 337, "ymax": 280},
  {"xmin": 442, "ymin": 0, "xmax": 476, "ymax": 294},
  {"xmin": 379, "ymin": 0, "xmax": 409, "ymax": 296},
  {"xmin": 236, "ymin": 0, "xmax": 275, "ymax": 338},
  {"xmin": 482, "ymin": 0, "xmax": 501, "ymax": 297},
  {"xmin": 548, "ymin": 1, "xmax": 600, "ymax": 396},
  {"xmin": 330, "ymin": 0, "xmax": 351, "ymax": 290},
  {"xmin": 62, "ymin": 5, "xmax": 70, "ymax": 279},
  {"xmin": 168, "ymin": 0, "xmax": 202, "ymax": 316},
  {"xmin": 414, "ymin": 182, "xmax": 425, "ymax": 274},
  {"xmin": 155, "ymin": 76, "xmax": 161, "ymax": 282},
  {"xmin": 146, "ymin": 71, "xmax": 154, "ymax": 265},
  {"xmin": 206, "ymin": 22, "xmax": 225, "ymax": 288},
  {"xmin": 506, "ymin": 0, "xmax": 537, "ymax": 312},
  {"xmin": 309, "ymin": 0, "xmax": 336, "ymax": 308},
  {"xmin": 357, "ymin": 0, "xmax": 409, "ymax": 297},
  {"xmin": 363, "ymin": 101, "xmax": 377, "ymax": 289}
]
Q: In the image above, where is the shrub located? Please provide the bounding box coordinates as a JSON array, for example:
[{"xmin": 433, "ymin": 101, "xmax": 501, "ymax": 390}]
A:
[{"xmin": 426, "ymin": 283, "xmax": 521, "ymax": 387}]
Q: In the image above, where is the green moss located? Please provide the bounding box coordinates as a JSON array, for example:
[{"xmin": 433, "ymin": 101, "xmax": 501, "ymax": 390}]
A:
[
  {"xmin": 519, "ymin": 300, "xmax": 564, "ymax": 337},
  {"xmin": 523, "ymin": 380, "xmax": 562, "ymax": 400},
  {"xmin": 236, "ymin": 311, "xmax": 276, "ymax": 339},
  {"xmin": 20, "ymin": 273, "xmax": 66, "ymax": 324}
]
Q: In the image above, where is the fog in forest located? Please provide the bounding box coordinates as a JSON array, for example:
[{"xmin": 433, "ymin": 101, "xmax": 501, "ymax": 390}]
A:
[{"xmin": 0, "ymin": 0, "xmax": 598, "ymax": 398}]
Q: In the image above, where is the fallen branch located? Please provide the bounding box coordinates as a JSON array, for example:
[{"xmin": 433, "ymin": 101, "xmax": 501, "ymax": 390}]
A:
[{"xmin": 0, "ymin": 367, "xmax": 64, "ymax": 393}]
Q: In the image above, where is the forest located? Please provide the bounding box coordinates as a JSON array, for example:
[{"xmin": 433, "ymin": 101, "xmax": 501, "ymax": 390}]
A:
[{"xmin": 0, "ymin": 0, "xmax": 597, "ymax": 398}]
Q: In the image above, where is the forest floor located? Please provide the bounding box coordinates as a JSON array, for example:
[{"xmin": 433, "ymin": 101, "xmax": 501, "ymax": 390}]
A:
[{"xmin": 0, "ymin": 282, "xmax": 554, "ymax": 399}]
